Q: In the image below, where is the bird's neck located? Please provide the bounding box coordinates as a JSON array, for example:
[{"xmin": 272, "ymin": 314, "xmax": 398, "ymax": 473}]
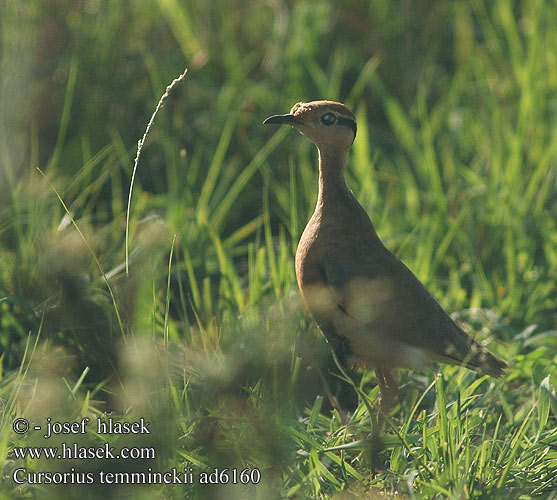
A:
[{"xmin": 316, "ymin": 147, "xmax": 351, "ymax": 207}]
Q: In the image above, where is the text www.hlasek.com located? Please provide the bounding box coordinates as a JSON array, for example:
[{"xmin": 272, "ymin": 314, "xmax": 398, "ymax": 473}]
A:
[{"xmin": 13, "ymin": 442, "xmax": 155, "ymax": 460}]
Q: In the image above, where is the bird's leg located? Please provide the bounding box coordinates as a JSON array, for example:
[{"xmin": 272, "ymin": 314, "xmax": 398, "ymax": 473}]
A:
[
  {"xmin": 375, "ymin": 367, "xmax": 399, "ymax": 415},
  {"xmin": 368, "ymin": 367, "xmax": 398, "ymax": 471}
]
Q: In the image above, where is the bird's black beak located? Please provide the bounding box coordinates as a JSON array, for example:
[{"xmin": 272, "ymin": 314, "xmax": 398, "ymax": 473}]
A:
[{"xmin": 263, "ymin": 114, "xmax": 303, "ymax": 127}]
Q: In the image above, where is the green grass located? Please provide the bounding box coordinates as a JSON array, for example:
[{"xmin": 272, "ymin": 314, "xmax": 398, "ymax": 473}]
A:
[{"xmin": 0, "ymin": 0, "xmax": 556, "ymax": 498}]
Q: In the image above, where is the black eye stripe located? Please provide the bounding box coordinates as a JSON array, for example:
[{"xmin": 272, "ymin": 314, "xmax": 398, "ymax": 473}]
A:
[{"xmin": 337, "ymin": 116, "xmax": 357, "ymax": 140}]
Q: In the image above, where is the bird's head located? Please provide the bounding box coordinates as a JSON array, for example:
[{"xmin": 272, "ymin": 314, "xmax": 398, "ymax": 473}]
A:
[{"xmin": 264, "ymin": 100, "xmax": 357, "ymax": 152}]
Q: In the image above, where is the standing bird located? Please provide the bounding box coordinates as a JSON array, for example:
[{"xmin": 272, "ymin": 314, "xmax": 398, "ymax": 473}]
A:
[{"xmin": 264, "ymin": 100, "xmax": 506, "ymax": 411}]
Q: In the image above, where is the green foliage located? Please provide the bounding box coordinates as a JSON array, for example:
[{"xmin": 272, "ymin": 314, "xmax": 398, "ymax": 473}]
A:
[{"xmin": 0, "ymin": 0, "xmax": 556, "ymax": 498}]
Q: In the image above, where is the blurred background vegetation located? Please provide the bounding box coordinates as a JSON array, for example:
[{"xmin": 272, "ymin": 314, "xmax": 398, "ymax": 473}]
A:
[{"xmin": 1, "ymin": 0, "xmax": 556, "ymax": 498}]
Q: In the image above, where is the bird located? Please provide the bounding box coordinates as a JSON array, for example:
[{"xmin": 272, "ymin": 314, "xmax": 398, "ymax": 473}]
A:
[{"xmin": 264, "ymin": 100, "xmax": 507, "ymax": 412}]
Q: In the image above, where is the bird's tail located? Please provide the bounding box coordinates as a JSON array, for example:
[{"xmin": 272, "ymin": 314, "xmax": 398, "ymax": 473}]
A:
[{"xmin": 471, "ymin": 348, "xmax": 507, "ymax": 378}]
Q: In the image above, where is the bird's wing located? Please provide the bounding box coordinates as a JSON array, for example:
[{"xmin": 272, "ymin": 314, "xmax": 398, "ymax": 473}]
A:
[{"xmin": 318, "ymin": 248, "xmax": 505, "ymax": 375}]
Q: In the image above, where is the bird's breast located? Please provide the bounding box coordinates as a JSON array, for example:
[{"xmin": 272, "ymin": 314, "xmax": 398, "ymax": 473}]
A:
[{"xmin": 295, "ymin": 217, "xmax": 321, "ymax": 288}]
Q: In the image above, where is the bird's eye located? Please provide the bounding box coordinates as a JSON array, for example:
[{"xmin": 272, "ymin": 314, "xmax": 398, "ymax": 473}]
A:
[{"xmin": 321, "ymin": 113, "xmax": 337, "ymax": 126}]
